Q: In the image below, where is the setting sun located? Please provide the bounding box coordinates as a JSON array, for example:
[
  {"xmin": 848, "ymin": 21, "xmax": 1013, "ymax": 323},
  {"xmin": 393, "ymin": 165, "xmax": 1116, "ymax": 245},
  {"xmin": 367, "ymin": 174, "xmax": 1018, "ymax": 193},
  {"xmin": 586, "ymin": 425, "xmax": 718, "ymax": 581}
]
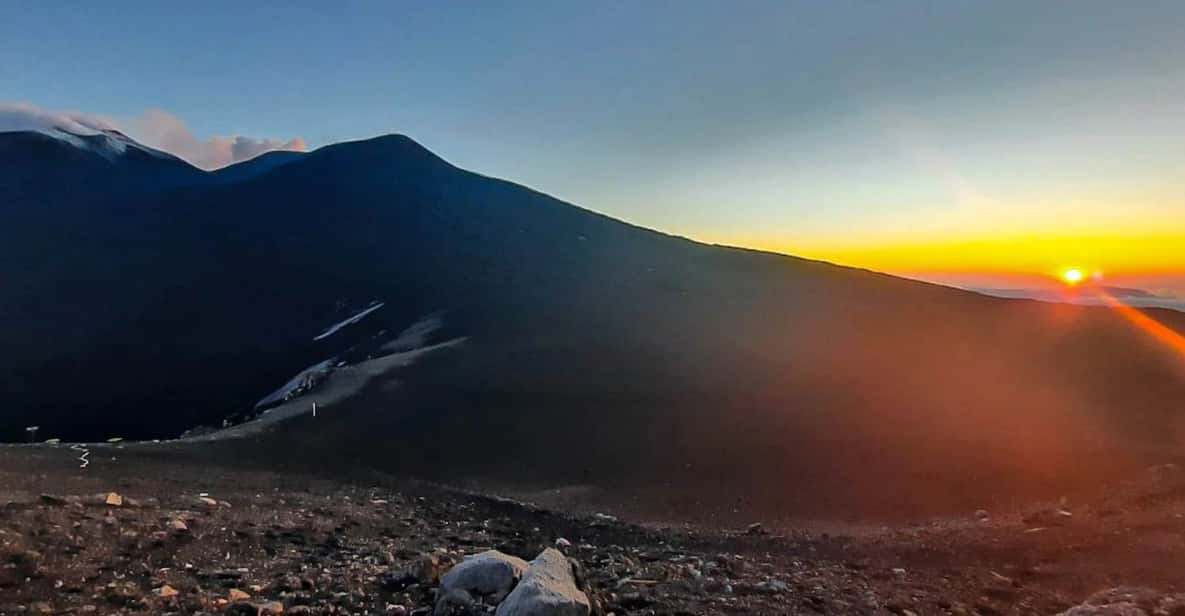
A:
[{"xmin": 1062, "ymin": 268, "xmax": 1086, "ymax": 285}]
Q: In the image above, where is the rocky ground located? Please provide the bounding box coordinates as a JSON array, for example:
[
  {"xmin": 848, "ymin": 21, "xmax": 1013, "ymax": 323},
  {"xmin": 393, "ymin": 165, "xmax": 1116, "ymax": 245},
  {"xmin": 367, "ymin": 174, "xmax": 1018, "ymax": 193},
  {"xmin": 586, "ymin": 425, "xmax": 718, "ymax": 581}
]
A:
[{"xmin": 2, "ymin": 446, "xmax": 1185, "ymax": 615}]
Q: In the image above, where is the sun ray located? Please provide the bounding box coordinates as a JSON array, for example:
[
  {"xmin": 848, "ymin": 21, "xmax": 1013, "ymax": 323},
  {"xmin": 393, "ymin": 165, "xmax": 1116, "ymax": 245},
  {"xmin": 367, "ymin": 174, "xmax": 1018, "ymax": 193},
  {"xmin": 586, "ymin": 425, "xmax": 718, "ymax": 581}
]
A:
[{"xmin": 1089, "ymin": 287, "xmax": 1185, "ymax": 363}]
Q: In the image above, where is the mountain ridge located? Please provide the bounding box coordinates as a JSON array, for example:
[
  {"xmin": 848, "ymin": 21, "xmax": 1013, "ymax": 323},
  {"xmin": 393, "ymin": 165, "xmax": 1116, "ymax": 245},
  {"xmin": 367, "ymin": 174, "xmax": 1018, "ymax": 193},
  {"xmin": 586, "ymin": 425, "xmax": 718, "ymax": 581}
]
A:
[{"xmin": 3, "ymin": 128, "xmax": 1185, "ymax": 514}]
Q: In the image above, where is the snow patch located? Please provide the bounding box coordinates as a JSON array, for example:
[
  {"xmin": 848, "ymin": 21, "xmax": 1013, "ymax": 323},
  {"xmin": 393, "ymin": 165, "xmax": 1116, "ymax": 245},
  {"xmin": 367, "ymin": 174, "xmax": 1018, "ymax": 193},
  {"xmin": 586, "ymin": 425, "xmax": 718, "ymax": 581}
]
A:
[
  {"xmin": 254, "ymin": 358, "xmax": 335, "ymax": 408},
  {"xmin": 313, "ymin": 302, "xmax": 385, "ymax": 341}
]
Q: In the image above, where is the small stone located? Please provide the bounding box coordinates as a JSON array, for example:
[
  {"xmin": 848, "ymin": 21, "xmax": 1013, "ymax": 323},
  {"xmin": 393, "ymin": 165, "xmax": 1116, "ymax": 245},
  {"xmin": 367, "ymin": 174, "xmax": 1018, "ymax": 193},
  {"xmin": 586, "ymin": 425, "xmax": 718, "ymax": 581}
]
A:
[
  {"xmin": 105, "ymin": 492, "xmax": 123, "ymax": 507},
  {"xmin": 224, "ymin": 603, "xmax": 258, "ymax": 616},
  {"xmin": 757, "ymin": 579, "xmax": 790, "ymax": 593},
  {"xmin": 228, "ymin": 588, "xmax": 252, "ymax": 601},
  {"xmin": 745, "ymin": 523, "xmax": 766, "ymax": 536},
  {"xmin": 274, "ymin": 574, "xmax": 302, "ymax": 592},
  {"xmin": 39, "ymin": 494, "xmax": 68, "ymax": 506},
  {"xmin": 258, "ymin": 601, "xmax": 285, "ymax": 614},
  {"xmin": 199, "ymin": 496, "xmax": 219, "ymax": 507},
  {"xmin": 170, "ymin": 519, "xmax": 189, "ymax": 532},
  {"xmin": 156, "ymin": 584, "xmax": 179, "ymax": 598},
  {"xmin": 28, "ymin": 602, "xmax": 52, "ymax": 615},
  {"xmin": 103, "ymin": 581, "xmax": 141, "ymax": 606},
  {"xmin": 11, "ymin": 549, "xmax": 44, "ymax": 566},
  {"xmin": 412, "ymin": 552, "xmax": 445, "ymax": 585},
  {"xmin": 975, "ymin": 509, "xmax": 990, "ymax": 521},
  {"xmin": 434, "ymin": 588, "xmax": 476, "ymax": 616},
  {"xmin": 555, "ymin": 538, "xmax": 572, "ymax": 549}
]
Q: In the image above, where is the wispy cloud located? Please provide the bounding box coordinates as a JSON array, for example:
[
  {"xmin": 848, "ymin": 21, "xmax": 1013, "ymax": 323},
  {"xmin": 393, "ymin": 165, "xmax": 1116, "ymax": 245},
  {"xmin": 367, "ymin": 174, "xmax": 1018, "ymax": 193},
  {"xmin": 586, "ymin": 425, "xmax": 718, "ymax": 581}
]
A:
[
  {"xmin": 0, "ymin": 101, "xmax": 118, "ymax": 135},
  {"xmin": 0, "ymin": 101, "xmax": 305, "ymax": 170},
  {"xmin": 129, "ymin": 109, "xmax": 305, "ymax": 170}
]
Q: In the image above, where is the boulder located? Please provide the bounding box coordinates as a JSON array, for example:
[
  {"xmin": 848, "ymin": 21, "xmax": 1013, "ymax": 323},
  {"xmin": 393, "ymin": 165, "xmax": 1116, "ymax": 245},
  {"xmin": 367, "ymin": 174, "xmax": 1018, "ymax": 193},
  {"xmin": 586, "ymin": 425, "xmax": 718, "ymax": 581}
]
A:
[
  {"xmin": 496, "ymin": 548, "xmax": 590, "ymax": 616},
  {"xmin": 439, "ymin": 550, "xmax": 528, "ymax": 598}
]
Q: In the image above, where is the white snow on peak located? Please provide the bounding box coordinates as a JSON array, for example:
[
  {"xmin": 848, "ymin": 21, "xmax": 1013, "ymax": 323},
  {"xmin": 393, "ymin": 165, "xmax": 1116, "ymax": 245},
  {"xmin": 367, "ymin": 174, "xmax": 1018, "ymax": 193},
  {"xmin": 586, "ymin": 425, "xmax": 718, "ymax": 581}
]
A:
[
  {"xmin": 41, "ymin": 127, "xmax": 179, "ymax": 162},
  {"xmin": 313, "ymin": 302, "xmax": 385, "ymax": 341},
  {"xmin": 0, "ymin": 102, "xmax": 177, "ymax": 162}
]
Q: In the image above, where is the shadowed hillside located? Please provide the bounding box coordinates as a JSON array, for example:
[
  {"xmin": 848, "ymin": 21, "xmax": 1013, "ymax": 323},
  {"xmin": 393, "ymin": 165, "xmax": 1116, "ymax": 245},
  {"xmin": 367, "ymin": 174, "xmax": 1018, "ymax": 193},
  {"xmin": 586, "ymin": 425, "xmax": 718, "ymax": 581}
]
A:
[{"xmin": 4, "ymin": 129, "xmax": 1185, "ymax": 514}]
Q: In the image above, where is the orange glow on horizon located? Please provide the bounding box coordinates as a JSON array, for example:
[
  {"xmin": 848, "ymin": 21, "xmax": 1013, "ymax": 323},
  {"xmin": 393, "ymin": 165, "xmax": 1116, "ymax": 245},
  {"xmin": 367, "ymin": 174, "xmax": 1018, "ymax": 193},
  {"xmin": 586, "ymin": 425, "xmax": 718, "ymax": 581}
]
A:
[{"xmin": 726, "ymin": 232, "xmax": 1185, "ymax": 280}]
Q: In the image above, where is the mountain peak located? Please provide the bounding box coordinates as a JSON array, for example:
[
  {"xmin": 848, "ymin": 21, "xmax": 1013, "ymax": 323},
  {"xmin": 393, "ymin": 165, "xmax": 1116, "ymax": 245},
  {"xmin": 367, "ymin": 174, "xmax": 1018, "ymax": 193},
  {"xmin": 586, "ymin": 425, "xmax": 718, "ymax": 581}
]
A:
[
  {"xmin": 0, "ymin": 127, "xmax": 188, "ymax": 166},
  {"xmin": 308, "ymin": 133, "xmax": 453, "ymax": 170}
]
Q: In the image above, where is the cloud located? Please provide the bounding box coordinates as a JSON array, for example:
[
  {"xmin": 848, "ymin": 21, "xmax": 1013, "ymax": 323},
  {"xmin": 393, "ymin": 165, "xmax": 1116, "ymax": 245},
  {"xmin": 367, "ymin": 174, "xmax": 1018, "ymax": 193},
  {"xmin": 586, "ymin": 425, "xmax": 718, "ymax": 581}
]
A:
[
  {"xmin": 0, "ymin": 101, "xmax": 118, "ymax": 135},
  {"xmin": 0, "ymin": 102, "xmax": 305, "ymax": 170},
  {"xmin": 128, "ymin": 108, "xmax": 306, "ymax": 170}
]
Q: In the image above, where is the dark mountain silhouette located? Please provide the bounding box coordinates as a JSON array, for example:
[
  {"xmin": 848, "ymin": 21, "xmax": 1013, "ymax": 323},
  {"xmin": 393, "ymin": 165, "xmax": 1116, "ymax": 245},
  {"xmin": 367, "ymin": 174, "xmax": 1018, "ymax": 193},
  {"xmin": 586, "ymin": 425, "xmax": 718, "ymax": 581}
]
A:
[
  {"xmin": 208, "ymin": 149, "xmax": 307, "ymax": 184},
  {"xmin": 4, "ymin": 129, "xmax": 1185, "ymax": 514}
]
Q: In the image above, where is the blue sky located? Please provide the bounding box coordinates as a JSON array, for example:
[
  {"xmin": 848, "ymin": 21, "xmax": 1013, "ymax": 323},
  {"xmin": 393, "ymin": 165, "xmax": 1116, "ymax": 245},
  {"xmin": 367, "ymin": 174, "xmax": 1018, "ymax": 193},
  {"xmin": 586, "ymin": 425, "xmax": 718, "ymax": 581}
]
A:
[{"xmin": 4, "ymin": 1, "xmax": 1185, "ymax": 290}]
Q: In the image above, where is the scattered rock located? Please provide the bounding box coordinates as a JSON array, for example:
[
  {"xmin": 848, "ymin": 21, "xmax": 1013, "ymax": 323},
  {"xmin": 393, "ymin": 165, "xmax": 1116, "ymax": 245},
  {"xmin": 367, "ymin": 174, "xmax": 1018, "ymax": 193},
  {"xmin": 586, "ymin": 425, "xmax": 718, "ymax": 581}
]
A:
[
  {"xmin": 757, "ymin": 578, "xmax": 790, "ymax": 593},
  {"xmin": 155, "ymin": 584, "xmax": 179, "ymax": 598},
  {"xmin": 440, "ymin": 550, "xmax": 529, "ymax": 598},
  {"xmin": 745, "ymin": 522, "xmax": 766, "ymax": 536},
  {"xmin": 225, "ymin": 603, "xmax": 262, "ymax": 616},
  {"xmin": 412, "ymin": 552, "xmax": 446, "ymax": 585},
  {"xmin": 103, "ymin": 581, "xmax": 142, "ymax": 607},
  {"xmin": 229, "ymin": 588, "xmax": 252, "ymax": 601},
  {"xmin": 555, "ymin": 538, "xmax": 572, "ymax": 549},
  {"xmin": 975, "ymin": 509, "xmax": 990, "ymax": 521},
  {"xmin": 9, "ymin": 549, "xmax": 43, "ymax": 567},
  {"xmin": 1058, "ymin": 587, "xmax": 1185, "ymax": 615},
  {"xmin": 1022, "ymin": 508, "xmax": 1074, "ymax": 526},
  {"xmin": 104, "ymin": 492, "xmax": 123, "ymax": 507},
  {"xmin": 383, "ymin": 553, "xmax": 447, "ymax": 591},
  {"xmin": 496, "ymin": 548, "xmax": 590, "ymax": 616}
]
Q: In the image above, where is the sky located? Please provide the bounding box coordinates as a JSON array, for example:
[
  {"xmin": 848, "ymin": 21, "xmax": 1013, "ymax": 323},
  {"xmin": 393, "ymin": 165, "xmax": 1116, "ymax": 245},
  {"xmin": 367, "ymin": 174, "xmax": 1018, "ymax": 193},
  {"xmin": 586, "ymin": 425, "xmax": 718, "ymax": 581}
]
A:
[{"xmin": 3, "ymin": 1, "xmax": 1185, "ymax": 299}]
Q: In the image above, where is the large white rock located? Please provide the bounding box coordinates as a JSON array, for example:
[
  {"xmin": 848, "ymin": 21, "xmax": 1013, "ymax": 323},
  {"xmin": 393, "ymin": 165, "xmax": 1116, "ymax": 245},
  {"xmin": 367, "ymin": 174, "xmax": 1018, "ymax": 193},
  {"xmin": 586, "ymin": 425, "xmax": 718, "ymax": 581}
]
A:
[
  {"xmin": 495, "ymin": 548, "xmax": 590, "ymax": 616},
  {"xmin": 439, "ymin": 550, "xmax": 529, "ymax": 598}
]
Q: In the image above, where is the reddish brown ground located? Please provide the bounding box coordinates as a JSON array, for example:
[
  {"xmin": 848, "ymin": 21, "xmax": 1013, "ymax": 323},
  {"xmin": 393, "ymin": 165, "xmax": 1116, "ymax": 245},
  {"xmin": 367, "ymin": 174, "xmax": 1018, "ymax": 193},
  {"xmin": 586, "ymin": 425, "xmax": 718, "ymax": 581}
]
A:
[{"xmin": 2, "ymin": 444, "xmax": 1184, "ymax": 615}]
